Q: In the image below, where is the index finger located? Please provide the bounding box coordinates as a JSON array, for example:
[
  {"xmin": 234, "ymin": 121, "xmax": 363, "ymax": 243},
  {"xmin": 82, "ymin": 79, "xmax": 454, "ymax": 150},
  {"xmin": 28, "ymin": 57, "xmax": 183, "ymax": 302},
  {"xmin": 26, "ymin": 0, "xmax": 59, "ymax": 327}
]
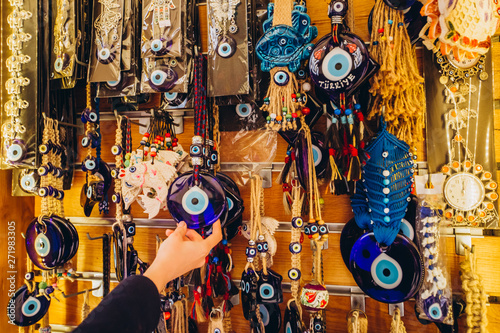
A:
[{"xmin": 204, "ymin": 220, "xmax": 222, "ymax": 249}]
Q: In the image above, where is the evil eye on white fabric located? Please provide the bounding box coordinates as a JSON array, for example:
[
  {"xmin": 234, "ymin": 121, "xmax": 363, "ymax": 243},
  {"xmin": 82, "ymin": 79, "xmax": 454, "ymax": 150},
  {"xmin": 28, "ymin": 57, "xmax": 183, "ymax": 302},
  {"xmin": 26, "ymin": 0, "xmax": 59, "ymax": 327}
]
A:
[
  {"xmin": 7, "ymin": 142, "xmax": 26, "ymax": 162},
  {"xmin": 288, "ymin": 268, "xmax": 301, "ymax": 280},
  {"xmin": 20, "ymin": 173, "xmax": 37, "ymax": 192},
  {"xmin": 129, "ymin": 166, "xmax": 137, "ymax": 173},
  {"xmin": 181, "ymin": 186, "xmax": 209, "ymax": 215},
  {"xmin": 217, "ymin": 36, "xmax": 236, "ymax": 58},
  {"xmin": 273, "ymin": 70, "xmax": 290, "ymax": 86},
  {"xmin": 371, "ymin": 253, "xmax": 403, "ymax": 289},
  {"xmin": 427, "ymin": 302, "xmax": 443, "ymax": 320},
  {"xmin": 259, "ymin": 283, "xmax": 275, "ymax": 300},
  {"xmin": 149, "ymin": 66, "xmax": 178, "ymax": 92},
  {"xmin": 289, "ymin": 242, "xmax": 302, "ymax": 254},
  {"xmin": 236, "ymin": 103, "xmax": 252, "ymax": 118},
  {"xmin": 312, "ymin": 144, "xmax": 322, "ymax": 167},
  {"xmin": 400, "ymin": 219, "xmax": 414, "ymax": 241},
  {"xmin": 291, "ymin": 217, "xmax": 304, "ymax": 228},
  {"xmin": 34, "ymin": 234, "xmax": 50, "ymax": 257},
  {"xmin": 322, "ymin": 47, "xmax": 352, "ymax": 81},
  {"xmin": 22, "ymin": 296, "xmax": 41, "ymax": 317}
]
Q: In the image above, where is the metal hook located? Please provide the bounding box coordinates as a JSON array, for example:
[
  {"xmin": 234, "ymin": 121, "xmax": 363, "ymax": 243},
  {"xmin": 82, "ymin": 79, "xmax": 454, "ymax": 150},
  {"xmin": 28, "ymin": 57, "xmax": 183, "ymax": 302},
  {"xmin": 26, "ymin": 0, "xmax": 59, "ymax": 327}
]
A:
[
  {"xmin": 87, "ymin": 233, "xmax": 110, "ymax": 241},
  {"xmin": 59, "ymin": 284, "xmax": 102, "ymax": 298},
  {"xmin": 42, "ymin": 112, "xmax": 80, "ymax": 128}
]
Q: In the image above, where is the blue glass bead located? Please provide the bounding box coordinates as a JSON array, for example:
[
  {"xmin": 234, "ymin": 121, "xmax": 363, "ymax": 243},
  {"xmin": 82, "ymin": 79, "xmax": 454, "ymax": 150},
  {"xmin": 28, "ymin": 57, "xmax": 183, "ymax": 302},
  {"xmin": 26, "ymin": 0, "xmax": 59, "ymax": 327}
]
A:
[
  {"xmin": 383, "ymin": 198, "xmax": 389, "ymax": 204},
  {"xmin": 384, "ymin": 216, "xmax": 390, "ymax": 222},
  {"xmin": 334, "ymin": 109, "xmax": 341, "ymax": 115},
  {"xmin": 383, "ymin": 179, "xmax": 390, "ymax": 185},
  {"xmin": 388, "ymin": 20, "xmax": 393, "ymax": 24},
  {"xmin": 345, "ymin": 108, "xmax": 352, "ymax": 116},
  {"xmin": 373, "ymin": 41, "xmax": 379, "ymax": 45},
  {"xmin": 354, "ymin": 103, "xmax": 361, "ymax": 110}
]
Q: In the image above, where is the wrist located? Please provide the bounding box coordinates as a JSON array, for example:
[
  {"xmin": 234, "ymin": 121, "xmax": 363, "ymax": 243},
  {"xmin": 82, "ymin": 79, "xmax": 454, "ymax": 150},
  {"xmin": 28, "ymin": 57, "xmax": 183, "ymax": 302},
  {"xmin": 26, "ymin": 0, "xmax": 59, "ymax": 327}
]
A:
[{"xmin": 144, "ymin": 261, "xmax": 174, "ymax": 292}]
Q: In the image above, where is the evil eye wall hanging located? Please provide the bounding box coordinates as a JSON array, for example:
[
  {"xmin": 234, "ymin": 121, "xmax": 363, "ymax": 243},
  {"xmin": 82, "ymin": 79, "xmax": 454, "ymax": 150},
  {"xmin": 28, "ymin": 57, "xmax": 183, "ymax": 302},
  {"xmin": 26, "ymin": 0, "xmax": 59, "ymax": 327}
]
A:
[
  {"xmin": 216, "ymin": 173, "xmax": 244, "ymax": 228},
  {"xmin": 252, "ymin": 302, "xmax": 282, "ymax": 333},
  {"xmin": 309, "ymin": 0, "xmax": 378, "ymax": 106},
  {"xmin": 9, "ymin": 283, "xmax": 51, "ymax": 326},
  {"xmin": 241, "ymin": 270, "xmax": 258, "ymax": 320},
  {"xmin": 147, "ymin": 63, "xmax": 178, "ymax": 92},
  {"xmin": 349, "ymin": 232, "xmax": 423, "ymax": 303},
  {"xmin": 167, "ymin": 171, "xmax": 227, "ymax": 230},
  {"xmin": 256, "ymin": 269, "xmax": 283, "ymax": 304},
  {"xmin": 284, "ymin": 301, "xmax": 305, "ymax": 333},
  {"xmin": 209, "ymin": 0, "xmax": 241, "ymax": 58},
  {"xmin": 295, "ymin": 131, "xmax": 328, "ymax": 189}
]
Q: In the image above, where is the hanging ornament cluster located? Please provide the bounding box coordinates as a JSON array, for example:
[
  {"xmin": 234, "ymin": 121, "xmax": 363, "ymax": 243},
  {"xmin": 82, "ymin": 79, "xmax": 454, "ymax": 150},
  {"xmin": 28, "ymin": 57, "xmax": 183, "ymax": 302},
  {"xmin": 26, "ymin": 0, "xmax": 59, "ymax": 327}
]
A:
[
  {"xmin": 349, "ymin": 120, "xmax": 424, "ymax": 304},
  {"xmin": 256, "ymin": 0, "xmax": 317, "ymax": 131},
  {"xmin": 420, "ymin": 0, "xmax": 500, "ymax": 62},
  {"xmin": 80, "ymin": 84, "xmax": 112, "ymax": 216},
  {"xmin": 308, "ymin": 0, "xmax": 378, "ymax": 196},
  {"xmin": 119, "ymin": 111, "xmax": 189, "ymax": 219},
  {"xmin": 367, "ymin": 0, "xmax": 424, "ymax": 146}
]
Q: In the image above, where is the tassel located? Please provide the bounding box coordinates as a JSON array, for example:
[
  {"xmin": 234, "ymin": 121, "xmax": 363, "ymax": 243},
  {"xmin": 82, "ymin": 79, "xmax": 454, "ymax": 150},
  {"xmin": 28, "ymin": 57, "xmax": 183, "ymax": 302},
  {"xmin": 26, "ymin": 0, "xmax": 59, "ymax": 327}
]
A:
[
  {"xmin": 188, "ymin": 317, "xmax": 198, "ymax": 333},
  {"xmin": 334, "ymin": 176, "xmax": 349, "ymax": 195},
  {"xmin": 215, "ymin": 266, "xmax": 229, "ymax": 297},
  {"xmin": 191, "ymin": 287, "xmax": 207, "ymax": 322},
  {"xmin": 347, "ymin": 144, "xmax": 361, "ymax": 181},
  {"xmin": 81, "ymin": 290, "xmax": 90, "ymax": 321},
  {"xmin": 277, "ymin": 155, "xmax": 292, "ymax": 185},
  {"xmin": 202, "ymin": 296, "xmax": 214, "ymax": 319}
]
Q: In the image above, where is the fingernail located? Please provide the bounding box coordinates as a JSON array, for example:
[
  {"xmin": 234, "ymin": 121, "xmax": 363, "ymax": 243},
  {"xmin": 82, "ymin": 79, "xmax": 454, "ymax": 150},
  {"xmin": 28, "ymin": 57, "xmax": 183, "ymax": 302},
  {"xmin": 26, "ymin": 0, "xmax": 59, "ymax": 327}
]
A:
[{"xmin": 179, "ymin": 221, "xmax": 186, "ymax": 227}]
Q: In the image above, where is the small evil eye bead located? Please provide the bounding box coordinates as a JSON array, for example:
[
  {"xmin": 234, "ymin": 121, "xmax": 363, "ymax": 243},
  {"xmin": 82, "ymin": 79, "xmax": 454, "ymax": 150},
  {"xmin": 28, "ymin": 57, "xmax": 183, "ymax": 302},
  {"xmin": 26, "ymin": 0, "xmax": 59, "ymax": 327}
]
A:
[
  {"xmin": 56, "ymin": 190, "xmax": 64, "ymax": 200},
  {"xmin": 112, "ymin": 193, "xmax": 121, "ymax": 204},
  {"xmin": 51, "ymin": 188, "xmax": 59, "ymax": 198},
  {"xmin": 257, "ymin": 241, "xmax": 268, "ymax": 253},
  {"xmin": 111, "ymin": 168, "xmax": 120, "ymax": 178},
  {"xmin": 304, "ymin": 225, "xmax": 311, "ymax": 235},
  {"xmin": 47, "ymin": 186, "xmax": 55, "ymax": 196},
  {"xmin": 84, "ymin": 157, "xmax": 97, "ymax": 172},
  {"xmin": 382, "ymin": 151, "xmax": 389, "ymax": 158},
  {"xmin": 245, "ymin": 247, "xmax": 257, "ymax": 258},
  {"xmin": 288, "ymin": 268, "xmax": 301, "ymax": 281},
  {"xmin": 25, "ymin": 272, "xmax": 34, "ymax": 281},
  {"xmin": 38, "ymin": 142, "xmax": 51, "ymax": 155},
  {"xmin": 309, "ymin": 222, "xmax": 319, "ymax": 234},
  {"xmin": 38, "ymin": 165, "xmax": 50, "ymax": 176},
  {"xmin": 81, "ymin": 135, "xmax": 91, "ymax": 148},
  {"xmin": 273, "ymin": 70, "xmax": 290, "ymax": 86},
  {"xmin": 289, "ymin": 242, "xmax": 302, "ymax": 254},
  {"xmin": 38, "ymin": 187, "xmax": 49, "ymax": 197},
  {"xmin": 111, "ymin": 145, "xmax": 122, "ymax": 156},
  {"xmin": 291, "ymin": 217, "xmax": 304, "ymax": 228},
  {"xmin": 190, "ymin": 143, "xmax": 203, "ymax": 157},
  {"xmin": 45, "ymin": 286, "xmax": 54, "ymax": 295},
  {"xmin": 56, "ymin": 168, "xmax": 65, "ymax": 178},
  {"xmin": 319, "ymin": 225, "xmax": 328, "ymax": 235}
]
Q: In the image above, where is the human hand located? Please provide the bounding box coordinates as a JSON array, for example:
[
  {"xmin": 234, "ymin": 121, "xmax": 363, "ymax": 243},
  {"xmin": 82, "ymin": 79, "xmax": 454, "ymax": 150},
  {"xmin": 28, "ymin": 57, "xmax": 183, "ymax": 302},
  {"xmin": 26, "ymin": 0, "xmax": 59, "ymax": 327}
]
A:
[{"xmin": 144, "ymin": 220, "xmax": 222, "ymax": 292}]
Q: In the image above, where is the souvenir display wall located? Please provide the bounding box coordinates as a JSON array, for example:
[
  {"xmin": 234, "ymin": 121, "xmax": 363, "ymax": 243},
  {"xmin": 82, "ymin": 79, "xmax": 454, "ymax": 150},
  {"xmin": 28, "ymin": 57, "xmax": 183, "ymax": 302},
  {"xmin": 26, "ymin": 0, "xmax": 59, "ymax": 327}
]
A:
[{"xmin": 2, "ymin": 0, "xmax": 500, "ymax": 332}]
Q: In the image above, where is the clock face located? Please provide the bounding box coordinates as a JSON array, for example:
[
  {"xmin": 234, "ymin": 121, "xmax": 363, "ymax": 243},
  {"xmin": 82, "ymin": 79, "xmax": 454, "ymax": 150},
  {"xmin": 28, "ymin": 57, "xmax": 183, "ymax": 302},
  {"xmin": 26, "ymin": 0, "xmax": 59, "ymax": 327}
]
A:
[
  {"xmin": 444, "ymin": 173, "xmax": 485, "ymax": 211},
  {"xmin": 447, "ymin": 54, "xmax": 480, "ymax": 69}
]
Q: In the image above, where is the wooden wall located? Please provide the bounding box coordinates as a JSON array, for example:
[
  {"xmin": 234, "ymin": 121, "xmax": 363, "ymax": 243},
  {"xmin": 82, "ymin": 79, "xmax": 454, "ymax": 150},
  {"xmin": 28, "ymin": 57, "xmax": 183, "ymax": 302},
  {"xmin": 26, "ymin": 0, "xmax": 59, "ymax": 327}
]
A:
[{"xmin": 20, "ymin": 0, "xmax": 500, "ymax": 332}]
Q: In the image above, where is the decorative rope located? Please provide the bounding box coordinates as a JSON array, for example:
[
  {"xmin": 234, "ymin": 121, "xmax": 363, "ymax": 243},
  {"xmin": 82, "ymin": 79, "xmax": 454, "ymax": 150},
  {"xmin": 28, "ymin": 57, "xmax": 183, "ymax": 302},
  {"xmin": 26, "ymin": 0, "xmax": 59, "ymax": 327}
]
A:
[
  {"xmin": 347, "ymin": 310, "xmax": 368, "ymax": 333},
  {"xmin": 213, "ymin": 103, "xmax": 221, "ymax": 174},
  {"xmin": 272, "ymin": 0, "xmax": 293, "ymax": 26},
  {"xmin": 389, "ymin": 308, "xmax": 407, "ymax": 333},
  {"xmin": 367, "ymin": 0, "xmax": 424, "ymax": 146},
  {"xmin": 460, "ymin": 245, "xmax": 488, "ymax": 333},
  {"xmin": 81, "ymin": 290, "xmax": 91, "ymax": 321},
  {"xmin": 172, "ymin": 299, "xmax": 189, "ymax": 332},
  {"xmin": 114, "ymin": 115, "xmax": 124, "ymax": 222},
  {"xmin": 290, "ymin": 184, "xmax": 303, "ymax": 300}
]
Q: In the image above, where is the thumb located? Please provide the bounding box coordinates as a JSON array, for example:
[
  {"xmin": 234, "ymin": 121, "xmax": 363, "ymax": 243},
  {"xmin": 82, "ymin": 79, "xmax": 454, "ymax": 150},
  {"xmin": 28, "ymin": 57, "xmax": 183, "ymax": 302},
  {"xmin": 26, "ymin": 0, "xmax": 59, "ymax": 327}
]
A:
[{"xmin": 173, "ymin": 221, "xmax": 187, "ymax": 237}]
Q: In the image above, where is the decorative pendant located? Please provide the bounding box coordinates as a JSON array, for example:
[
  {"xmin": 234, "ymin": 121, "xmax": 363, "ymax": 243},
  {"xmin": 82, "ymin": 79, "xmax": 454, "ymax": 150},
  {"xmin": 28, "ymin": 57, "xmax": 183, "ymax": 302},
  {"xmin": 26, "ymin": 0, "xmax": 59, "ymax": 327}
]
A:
[
  {"xmin": 284, "ymin": 301, "xmax": 305, "ymax": 333},
  {"xmin": 9, "ymin": 283, "xmax": 51, "ymax": 326},
  {"xmin": 309, "ymin": 0, "xmax": 378, "ymax": 106},
  {"xmin": 241, "ymin": 269, "xmax": 258, "ymax": 320},
  {"xmin": 300, "ymin": 281, "xmax": 329, "ymax": 312}
]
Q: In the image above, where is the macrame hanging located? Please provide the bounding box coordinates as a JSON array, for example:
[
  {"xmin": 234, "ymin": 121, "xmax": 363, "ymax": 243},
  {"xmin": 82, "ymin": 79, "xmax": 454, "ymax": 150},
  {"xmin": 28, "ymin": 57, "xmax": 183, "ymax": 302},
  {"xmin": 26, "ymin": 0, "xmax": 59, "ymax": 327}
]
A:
[
  {"xmin": 347, "ymin": 310, "xmax": 368, "ymax": 333},
  {"xmin": 389, "ymin": 308, "xmax": 407, "ymax": 333},
  {"xmin": 367, "ymin": 0, "xmax": 424, "ymax": 146},
  {"xmin": 460, "ymin": 245, "xmax": 489, "ymax": 333},
  {"xmin": 256, "ymin": 0, "xmax": 317, "ymax": 130}
]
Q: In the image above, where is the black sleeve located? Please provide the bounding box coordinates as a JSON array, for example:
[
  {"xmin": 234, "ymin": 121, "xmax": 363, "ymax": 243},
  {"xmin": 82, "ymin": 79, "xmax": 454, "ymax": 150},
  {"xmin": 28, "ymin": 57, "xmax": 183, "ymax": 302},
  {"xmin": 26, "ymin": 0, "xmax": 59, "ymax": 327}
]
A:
[{"xmin": 73, "ymin": 275, "xmax": 161, "ymax": 333}]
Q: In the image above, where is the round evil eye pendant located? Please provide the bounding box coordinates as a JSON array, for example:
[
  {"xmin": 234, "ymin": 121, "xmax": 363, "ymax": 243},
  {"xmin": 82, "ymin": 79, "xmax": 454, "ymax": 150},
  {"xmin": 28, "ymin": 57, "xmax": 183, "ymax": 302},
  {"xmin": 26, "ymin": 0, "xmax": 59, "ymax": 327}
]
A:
[
  {"xmin": 273, "ymin": 70, "xmax": 290, "ymax": 86},
  {"xmin": 148, "ymin": 66, "xmax": 178, "ymax": 92},
  {"xmin": 54, "ymin": 53, "xmax": 70, "ymax": 73},
  {"xmin": 7, "ymin": 140, "xmax": 26, "ymax": 163},
  {"xmin": 167, "ymin": 172, "xmax": 227, "ymax": 229},
  {"xmin": 217, "ymin": 36, "xmax": 236, "ymax": 58},
  {"xmin": 150, "ymin": 38, "xmax": 173, "ymax": 56},
  {"xmin": 9, "ymin": 284, "xmax": 51, "ymax": 326},
  {"xmin": 349, "ymin": 232, "xmax": 423, "ymax": 303},
  {"xmin": 97, "ymin": 45, "xmax": 117, "ymax": 64}
]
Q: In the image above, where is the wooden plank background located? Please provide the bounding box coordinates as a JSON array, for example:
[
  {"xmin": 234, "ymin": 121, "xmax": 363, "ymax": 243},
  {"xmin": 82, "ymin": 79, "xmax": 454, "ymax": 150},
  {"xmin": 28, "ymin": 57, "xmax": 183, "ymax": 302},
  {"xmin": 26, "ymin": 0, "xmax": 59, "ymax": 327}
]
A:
[{"xmin": 1, "ymin": 0, "xmax": 495, "ymax": 332}]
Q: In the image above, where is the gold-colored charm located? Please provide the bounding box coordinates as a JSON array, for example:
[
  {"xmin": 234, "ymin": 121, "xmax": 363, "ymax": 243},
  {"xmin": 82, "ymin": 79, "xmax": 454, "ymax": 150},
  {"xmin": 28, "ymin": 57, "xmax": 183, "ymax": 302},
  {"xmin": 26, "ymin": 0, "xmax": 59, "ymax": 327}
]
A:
[
  {"xmin": 439, "ymin": 76, "xmax": 449, "ymax": 85},
  {"xmin": 479, "ymin": 71, "xmax": 488, "ymax": 81}
]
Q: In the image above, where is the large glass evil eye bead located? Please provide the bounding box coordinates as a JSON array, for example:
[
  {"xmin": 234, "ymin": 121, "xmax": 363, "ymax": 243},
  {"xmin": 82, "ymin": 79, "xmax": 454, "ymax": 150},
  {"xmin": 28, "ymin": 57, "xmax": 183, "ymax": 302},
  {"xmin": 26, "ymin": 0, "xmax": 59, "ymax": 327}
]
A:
[
  {"xmin": 259, "ymin": 283, "xmax": 275, "ymax": 300},
  {"xmin": 289, "ymin": 242, "xmax": 302, "ymax": 254},
  {"xmin": 7, "ymin": 142, "xmax": 26, "ymax": 162},
  {"xmin": 288, "ymin": 268, "xmax": 301, "ymax": 280},
  {"xmin": 148, "ymin": 66, "xmax": 178, "ymax": 92},
  {"xmin": 291, "ymin": 217, "xmax": 304, "ymax": 228},
  {"xmin": 34, "ymin": 233, "xmax": 51, "ymax": 257},
  {"xmin": 181, "ymin": 186, "xmax": 209, "ymax": 215},
  {"xmin": 10, "ymin": 285, "xmax": 51, "ymax": 326},
  {"xmin": 322, "ymin": 47, "xmax": 353, "ymax": 81},
  {"xmin": 236, "ymin": 103, "xmax": 252, "ymax": 118},
  {"xmin": 150, "ymin": 38, "xmax": 172, "ymax": 56},
  {"xmin": 371, "ymin": 253, "xmax": 403, "ymax": 289},
  {"xmin": 273, "ymin": 70, "xmax": 290, "ymax": 86},
  {"xmin": 217, "ymin": 36, "xmax": 236, "ymax": 58},
  {"xmin": 22, "ymin": 296, "xmax": 42, "ymax": 317}
]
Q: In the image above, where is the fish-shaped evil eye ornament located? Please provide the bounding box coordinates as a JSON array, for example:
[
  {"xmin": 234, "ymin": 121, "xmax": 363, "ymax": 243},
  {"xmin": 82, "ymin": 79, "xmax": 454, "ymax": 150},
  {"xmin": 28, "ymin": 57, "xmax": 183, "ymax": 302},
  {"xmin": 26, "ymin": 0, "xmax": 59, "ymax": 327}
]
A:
[
  {"xmin": 167, "ymin": 172, "xmax": 227, "ymax": 230},
  {"xmin": 148, "ymin": 65, "xmax": 178, "ymax": 92},
  {"xmin": 150, "ymin": 38, "xmax": 173, "ymax": 57},
  {"xmin": 349, "ymin": 232, "xmax": 424, "ymax": 303},
  {"xmin": 284, "ymin": 301, "xmax": 305, "ymax": 333},
  {"xmin": 241, "ymin": 270, "xmax": 258, "ymax": 320},
  {"xmin": 9, "ymin": 284, "xmax": 51, "ymax": 326},
  {"xmin": 256, "ymin": 269, "xmax": 283, "ymax": 304},
  {"xmin": 252, "ymin": 302, "xmax": 282, "ymax": 332},
  {"xmin": 256, "ymin": 4, "xmax": 318, "ymax": 73},
  {"xmin": 423, "ymin": 296, "xmax": 450, "ymax": 323},
  {"xmin": 308, "ymin": 0, "xmax": 378, "ymax": 105},
  {"xmin": 217, "ymin": 36, "xmax": 237, "ymax": 58}
]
